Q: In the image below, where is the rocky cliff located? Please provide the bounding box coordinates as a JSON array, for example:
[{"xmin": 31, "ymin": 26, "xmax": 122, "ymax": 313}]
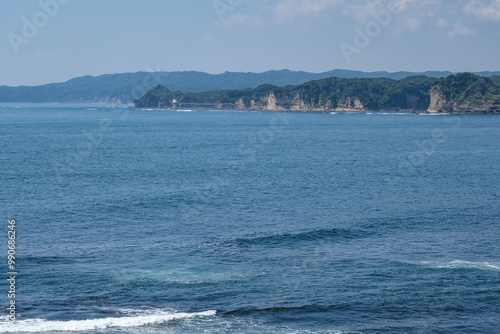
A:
[
  {"xmin": 135, "ymin": 73, "xmax": 500, "ymax": 114},
  {"xmin": 427, "ymin": 74, "xmax": 500, "ymax": 114},
  {"xmin": 242, "ymin": 92, "xmax": 364, "ymax": 112}
]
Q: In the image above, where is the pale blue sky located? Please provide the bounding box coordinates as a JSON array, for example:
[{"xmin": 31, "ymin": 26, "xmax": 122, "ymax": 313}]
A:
[{"xmin": 1, "ymin": 0, "xmax": 499, "ymax": 86}]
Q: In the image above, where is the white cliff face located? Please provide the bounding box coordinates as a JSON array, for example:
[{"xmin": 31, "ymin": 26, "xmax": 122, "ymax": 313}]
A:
[
  {"xmin": 235, "ymin": 98, "xmax": 245, "ymax": 109},
  {"xmin": 354, "ymin": 98, "xmax": 364, "ymax": 109},
  {"xmin": 337, "ymin": 97, "xmax": 364, "ymax": 111},
  {"xmin": 290, "ymin": 94, "xmax": 308, "ymax": 111},
  {"xmin": 251, "ymin": 99, "xmax": 257, "ymax": 109},
  {"xmin": 247, "ymin": 93, "xmax": 366, "ymax": 112},
  {"xmin": 265, "ymin": 92, "xmax": 280, "ymax": 110},
  {"xmin": 427, "ymin": 87, "xmax": 449, "ymax": 113}
]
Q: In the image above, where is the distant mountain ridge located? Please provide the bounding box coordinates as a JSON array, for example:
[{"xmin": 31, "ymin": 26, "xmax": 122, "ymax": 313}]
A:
[{"xmin": 2, "ymin": 69, "xmax": 500, "ymax": 103}]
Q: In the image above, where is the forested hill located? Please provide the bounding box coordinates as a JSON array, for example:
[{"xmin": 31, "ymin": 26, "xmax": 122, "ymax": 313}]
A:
[
  {"xmin": 428, "ymin": 73, "xmax": 500, "ymax": 113},
  {"xmin": 135, "ymin": 73, "xmax": 500, "ymax": 114}
]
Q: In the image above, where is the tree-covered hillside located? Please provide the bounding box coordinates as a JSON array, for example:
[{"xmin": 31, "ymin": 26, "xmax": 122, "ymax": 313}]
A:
[
  {"xmin": 433, "ymin": 73, "xmax": 500, "ymax": 102},
  {"xmin": 135, "ymin": 73, "xmax": 500, "ymax": 114},
  {"xmin": 135, "ymin": 75, "xmax": 436, "ymax": 111}
]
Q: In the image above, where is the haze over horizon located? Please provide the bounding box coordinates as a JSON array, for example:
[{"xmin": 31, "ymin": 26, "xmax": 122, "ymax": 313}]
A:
[{"xmin": 2, "ymin": 0, "xmax": 500, "ymax": 87}]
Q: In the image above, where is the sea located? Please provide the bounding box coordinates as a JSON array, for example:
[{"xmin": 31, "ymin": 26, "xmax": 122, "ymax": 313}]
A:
[{"xmin": 0, "ymin": 103, "xmax": 499, "ymax": 334}]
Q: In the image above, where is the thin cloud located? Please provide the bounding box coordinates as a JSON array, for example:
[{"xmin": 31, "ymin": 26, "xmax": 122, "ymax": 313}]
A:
[
  {"xmin": 342, "ymin": 1, "xmax": 381, "ymax": 24},
  {"xmin": 392, "ymin": 0, "xmax": 416, "ymax": 12},
  {"xmin": 402, "ymin": 17, "xmax": 421, "ymax": 32},
  {"xmin": 464, "ymin": 0, "xmax": 500, "ymax": 21},
  {"xmin": 448, "ymin": 20, "xmax": 475, "ymax": 37},
  {"xmin": 214, "ymin": 13, "xmax": 251, "ymax": 28},
  {"xmin": 273, "ymin": 0, "xmax": 345, "ymax": 22},
  {"xmin": 342, "ymin": 0, "xmax": 421, "ymax": 29},
  {"xmin": 436, "ymin": 17, "xmax": 449, "ymax": 28}
]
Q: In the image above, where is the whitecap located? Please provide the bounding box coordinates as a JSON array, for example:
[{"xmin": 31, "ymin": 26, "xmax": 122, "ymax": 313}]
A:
[
  {"xmin": 421, "ymin": 260, "xmax": 500, "ymax": 271},
  {"xmin": 0, "ymin": 310, "xmax": 216, "ymax": 333},
  {"xmin": 417, "ymin": 113, "xmax": 450, "ymax": 116}
]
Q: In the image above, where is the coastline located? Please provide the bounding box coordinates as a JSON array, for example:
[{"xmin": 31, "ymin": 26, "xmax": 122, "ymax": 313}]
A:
[{"xmin": 131, "ymin": 106, "xmax": 499, "ymax": 115}]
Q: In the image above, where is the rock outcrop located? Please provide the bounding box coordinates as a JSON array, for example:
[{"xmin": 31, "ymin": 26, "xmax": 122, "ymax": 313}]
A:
[
  {"xmin": 427, "ymin": 86, "xmax": 500, "ymax": 114},
  {"xmin": 235, "ymin": 98, "xmax": 246, "ymax": 110},
  {"xmin": 336, "ymin": 97, "xmax": 364, "ymax": 111},
  {"xmin": 427, "ymin": 87, "xmax": 451, "ymax": 113},
  {"xmin": 243, "ymin": 93, "xmax": 364, "ymax": 112},
  {"xmin": 265, "ymin": 92, "xmax": 285, "ymax": 111}
]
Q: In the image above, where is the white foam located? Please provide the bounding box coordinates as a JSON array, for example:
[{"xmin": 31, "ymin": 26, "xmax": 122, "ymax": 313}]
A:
[
  {"xmin": 380, "ymin": 112, "xmax": 409, "ymax": 115},
  {"xmin": 417, "ymin": 113, "xmax": 450, "ymax": 116},
  {"xmin": 422, "ymin": 260, "xmax": 500, "ymax": 271},
  {"xmin": 0, "ymin": 310, "xmax": 216, "ymax": 333}
]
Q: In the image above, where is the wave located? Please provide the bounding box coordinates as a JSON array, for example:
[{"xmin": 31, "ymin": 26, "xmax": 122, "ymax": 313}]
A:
[
  {"xmin": 223, "ymin": 304, "xmax": 346, "ymax": 316},
  {"xmin": 421, "ymin": 260, "xmax": 500, "ymax": 271},
  {"xmin": 19, "ymin": 255, "xmax": 74, "ymax": 264},
  {"xmin": 232, "ymin": 228, "xmax": 363, "ymax": 247},
  {"xmin": 0, "ymin": 310, "xmax": 216, "ymax": 333},
  {"xmin": 221, "ymin": 306, "xmax": 360, "ymax": 334}
]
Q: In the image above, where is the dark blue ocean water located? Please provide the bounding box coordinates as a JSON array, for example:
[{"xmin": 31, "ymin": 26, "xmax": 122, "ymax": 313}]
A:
[{"xmin": 0, "ymin": 104, "xmax": 499, "ymax": 333}]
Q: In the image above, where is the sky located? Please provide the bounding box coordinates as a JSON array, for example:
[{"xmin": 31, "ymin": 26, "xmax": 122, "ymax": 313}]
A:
[{"xmin": 1, "ymin": 0, "xmax": 499, "ymax": 86}]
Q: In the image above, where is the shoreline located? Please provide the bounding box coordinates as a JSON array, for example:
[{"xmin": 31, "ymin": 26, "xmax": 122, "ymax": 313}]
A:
[
  {"xmin": 131, "ymin": 106, "xmax": 499, "ymax": 115},
  {"xmin": 1, "ymin": 103, "xmax": 498, "ymax": 115}
]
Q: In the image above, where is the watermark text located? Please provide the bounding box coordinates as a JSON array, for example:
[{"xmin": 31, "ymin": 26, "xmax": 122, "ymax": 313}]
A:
[{"xmin": 7, "ymin": 219, "xmax": 17, "ymax": 324}]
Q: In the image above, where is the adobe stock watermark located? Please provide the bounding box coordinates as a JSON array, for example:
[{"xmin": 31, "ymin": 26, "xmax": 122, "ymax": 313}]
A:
[
  {"xmin": 7, "ymin": 219, "xmax": 17, "ymax": 325},
  {"xmin": 199, "ymin": 111, "xmax": 293, "ymax": 199},
  {"xmin": 131, "ymin": 65, "xmax": 165, "ymax": 102},
  {"xmin": 384, "ymin": 115, "xmax": 463, "ymax": 188},
  {"xmin": 52, "ymin": 65, "xmax": 164, "ymax": 183},
  {"xmin": 7, "ymin": 0, "xmax": 70, "ymax": 54},
  {"xmin": 213, "ymin": 0, "xmax": 243, "ymax": 21},
  {"xmin": 178, "ymin": 111, "xmax": 295, "ymax": 224},
  {"xmin": 340, "ymin": 1, "xmax": 404, "ymax": 64}
]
